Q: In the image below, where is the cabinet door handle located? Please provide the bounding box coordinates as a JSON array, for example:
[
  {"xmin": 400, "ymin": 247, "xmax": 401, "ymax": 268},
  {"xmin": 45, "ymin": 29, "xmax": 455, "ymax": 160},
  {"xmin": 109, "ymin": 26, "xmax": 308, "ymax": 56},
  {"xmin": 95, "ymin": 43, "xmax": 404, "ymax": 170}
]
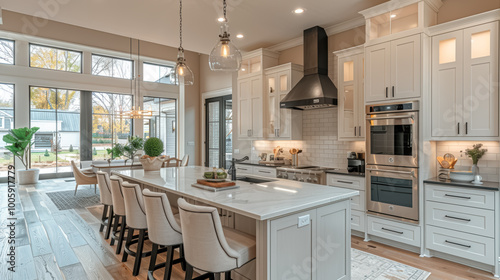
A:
[
  {"xmin": 385, "ymin": 87, "xmax": 388, "ymax": 98},
  {"xmin": 381, "ymin": 227, "xmax": 404, "ymax": 235},
  {"xmin": 277, "ymin": 129, "xmax": 280, "ymax": 137},
  {"xmin": 359, "ymin": 126, "xmax": 361, "ymax": 137},
  {"xmin": 354, "ymin": 126, "xmax": 356, "ymax": 136},
  {"xmin": 444, "ymin": 215, "xmax": 471, "ymax": 222},
  {"xmin": 445, "ymin": 240, "xmax": 471, "ymax": 248},
  {"xmin": 392, "ymin": 86, "xmax": 395, "ymax": 97},
  {"xmin": 457, "ymin": 123, "xmax": 460, "ymax": 135},
  {"xmin": 444, "ymin": 194, "xmax": 471, "ymax": 200},
  {"xmin": 337, "ymin": 180, "xmax": 353, "ymax": 184},
  {"xmin": 466, "ymin": 122, "xmax": 468, "ymax": 135}
]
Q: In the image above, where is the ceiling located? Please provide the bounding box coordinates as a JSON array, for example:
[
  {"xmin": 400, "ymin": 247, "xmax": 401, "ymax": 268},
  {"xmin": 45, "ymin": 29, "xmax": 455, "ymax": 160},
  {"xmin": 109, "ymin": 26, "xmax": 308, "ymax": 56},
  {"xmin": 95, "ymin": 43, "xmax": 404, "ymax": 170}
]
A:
[{"xmin": 2, "ymin": 0, "xmax": 388, "ymax": 54}]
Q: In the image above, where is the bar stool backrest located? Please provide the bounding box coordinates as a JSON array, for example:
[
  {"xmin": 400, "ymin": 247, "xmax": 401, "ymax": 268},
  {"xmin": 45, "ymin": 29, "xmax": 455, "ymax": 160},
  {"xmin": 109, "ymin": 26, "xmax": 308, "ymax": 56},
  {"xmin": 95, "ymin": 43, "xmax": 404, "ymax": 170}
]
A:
[
  {"xmin": 142, "ymin": 189, "xmax": 182, "ymax": 246},
  {"xmin": 109, "ymin": 176, "xmax": 126, "ymax": 216},
  {"xmin": 96, "ymin": 171, "xmax": 113, "ymax": 206},
  {"xmin": 121, "ymin": 182, "xmax": 148, "ymax": 229}
]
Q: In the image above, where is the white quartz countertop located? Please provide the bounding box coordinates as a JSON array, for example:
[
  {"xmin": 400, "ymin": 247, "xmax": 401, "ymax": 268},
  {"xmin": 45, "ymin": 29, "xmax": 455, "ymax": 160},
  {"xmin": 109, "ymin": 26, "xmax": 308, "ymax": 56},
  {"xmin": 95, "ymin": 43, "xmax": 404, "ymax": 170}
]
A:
[{"xmin": 112, "ymin": 166, "xmax": 359, "ymax": 221}]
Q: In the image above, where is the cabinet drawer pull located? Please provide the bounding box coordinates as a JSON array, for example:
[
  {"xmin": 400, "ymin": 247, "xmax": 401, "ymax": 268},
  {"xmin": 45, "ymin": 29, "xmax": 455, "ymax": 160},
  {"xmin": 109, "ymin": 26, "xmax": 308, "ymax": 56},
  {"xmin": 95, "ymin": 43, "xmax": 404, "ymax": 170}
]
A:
[
  {"xmin": 444, "ymin": 215, "xmax": 471, "ymax": 222},
  {"xmin": 258, "ymin": 170, "xmax": 272, "ymax": 174},
  {"xmin": 445, "ymin": 240, "xmax": 471, "ymax": 248},
  {"xmin": 238, "ymin": 168, "xmax": 248, "ymax": 171},
  {"xmin": 444, "ymin": 194, "xmax": 471, "ymax": 200},
  {"xmin": 337, "ymin": 180, "xmax": 353, "ymax": 184},
  {"xmin": 381, "ymin": 227, "xmax": 404, "ymax": 235},
  {"xmin": 385, "ymin": 87, "xmax": 388, "ymax": 98}
]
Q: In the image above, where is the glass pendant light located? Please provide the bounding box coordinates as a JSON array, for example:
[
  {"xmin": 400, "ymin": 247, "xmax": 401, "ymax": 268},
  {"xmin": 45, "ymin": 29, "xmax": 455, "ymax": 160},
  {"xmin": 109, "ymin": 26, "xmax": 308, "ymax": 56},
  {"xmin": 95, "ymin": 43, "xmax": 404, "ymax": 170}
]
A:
[
  {"xmin": 171, "ymin": 0, "xmax": 194, "ymax": 85},
  {"xmin": 208, "ymin": 0, "xmax": 242, "ymax": 71}
]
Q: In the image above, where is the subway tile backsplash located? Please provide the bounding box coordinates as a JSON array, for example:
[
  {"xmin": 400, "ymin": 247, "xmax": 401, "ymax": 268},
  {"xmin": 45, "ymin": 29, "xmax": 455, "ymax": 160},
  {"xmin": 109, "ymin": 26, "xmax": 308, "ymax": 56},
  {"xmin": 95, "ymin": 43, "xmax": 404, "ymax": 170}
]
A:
[
  {"xmin": 252, "ymin": 108, "xmax": 365, "ymax": 168},
  {"xmin": 435, "ymin": 141, "xmax": 500, "ymax": 182}
]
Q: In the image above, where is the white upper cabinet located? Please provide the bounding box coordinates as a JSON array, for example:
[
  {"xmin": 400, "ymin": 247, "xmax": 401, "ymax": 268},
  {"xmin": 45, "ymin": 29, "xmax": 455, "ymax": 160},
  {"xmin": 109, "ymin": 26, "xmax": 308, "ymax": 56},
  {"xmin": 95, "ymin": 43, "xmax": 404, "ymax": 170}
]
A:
[
  {"xmin": 365, "ymin": 34, "xmax": 421, "ymax": 103},
  {"xmin": 264, "ymin": 63, "xmax": 303, "ymax": 140},
  {"xmin": 431, "ymin": 22, "xmax": 499, "ymax": 138},
  {"xmin": 335, "ymin": 46, "xmax": 365, "ymax": 140},
  {"xmin": 237, "ymin": 49, "xmax": 279, "ymax": 140}
]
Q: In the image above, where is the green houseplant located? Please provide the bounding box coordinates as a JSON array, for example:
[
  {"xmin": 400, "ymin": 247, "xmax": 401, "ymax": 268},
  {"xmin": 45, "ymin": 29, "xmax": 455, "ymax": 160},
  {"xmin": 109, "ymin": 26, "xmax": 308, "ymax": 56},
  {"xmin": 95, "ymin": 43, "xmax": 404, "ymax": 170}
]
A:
[
  {"xmin": 123, "ymin": 136, "xmax": 144, "ymax": 166},
  {"xmin": 466, "ymin": 143, "xmax": 488, "ymax": 177},
  {"xmin": 2, "ymin": 127, "xmax": 41, "ymax": 184},
  {"xmin": 140, "ymin": 137, "xmax": 167, "ymax": 171}
]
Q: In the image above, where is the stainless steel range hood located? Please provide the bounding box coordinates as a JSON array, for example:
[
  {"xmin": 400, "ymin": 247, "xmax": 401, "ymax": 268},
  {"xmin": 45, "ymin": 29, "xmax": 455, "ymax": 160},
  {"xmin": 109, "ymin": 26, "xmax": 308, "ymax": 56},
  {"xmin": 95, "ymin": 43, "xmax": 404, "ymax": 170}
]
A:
[{"xmin": 280, "ymin": 26, "xmax": 338, "ymax": 110}]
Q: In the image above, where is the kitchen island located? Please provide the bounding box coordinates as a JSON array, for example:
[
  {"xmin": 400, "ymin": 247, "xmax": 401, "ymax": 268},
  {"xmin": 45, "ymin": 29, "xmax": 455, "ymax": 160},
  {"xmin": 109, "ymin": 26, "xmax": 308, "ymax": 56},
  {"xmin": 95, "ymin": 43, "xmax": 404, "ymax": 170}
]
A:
[{"xmin": 112, "ymin": 166, "xmax": 359, "ymax": 280}]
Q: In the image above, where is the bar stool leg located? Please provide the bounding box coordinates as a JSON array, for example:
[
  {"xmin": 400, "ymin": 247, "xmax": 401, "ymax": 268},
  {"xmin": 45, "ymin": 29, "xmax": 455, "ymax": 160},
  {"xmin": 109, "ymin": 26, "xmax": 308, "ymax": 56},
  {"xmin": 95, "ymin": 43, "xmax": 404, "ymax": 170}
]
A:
[
  {"xmin": 133, "ymin": 229, "xmax": 146, "ymax": 276},
  {"xmin": 99, "ymin": 205, "xmax": 109, "ymax": 232},
  {"xmin": 110, "ymin": 215, "xmax": 120, "ymax": 246},
  {"xmin": 163, "ymin": 246, "xmax": 174, "ymax": 280},
  {"xmin": 184, "ymin": 264, "xmax": 193, "ymax": 280},
  {"xmin": 122, "ymin": 227, "xmax": 134, "ymax": 262},
  {"xmin": 180, "ymin": 244, "xmax": 186, "ymax": 271},
  {"xmin": 116, "ymin": 216, "xmax": 127, "ymax": 254},
  {"xmin": 104, "ymin": 206, "xmax": 114, "ymax": 239},
  {"xmin": 224, "ymin": 271, "xmax": 231, "ymax": 280},
  {"xmin": 149, "ymin": 243, "xmax": 158, "ymax": 272}
]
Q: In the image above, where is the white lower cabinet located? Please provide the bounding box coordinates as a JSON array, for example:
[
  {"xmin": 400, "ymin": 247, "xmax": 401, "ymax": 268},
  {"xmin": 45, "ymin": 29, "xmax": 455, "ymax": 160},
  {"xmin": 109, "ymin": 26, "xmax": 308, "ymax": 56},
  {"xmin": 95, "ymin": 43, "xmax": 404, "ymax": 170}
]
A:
[
  {"xmin": 327, "ymin": 174, "xmax": 366, "ymax": 233},
  {"xmin": 252, "ymin": 166, "xmax": 277, "ymax": 178},
  {"xmin": 367, "ymin": 216, "xmax": 421, "ymax": 247},
  {"xmin": 424, "ymin": 183, "xmax": 498, "ymax": 272},
  {"xmin": 235, "ymin": 164, "xmax": 253, "ymax": 175},
  {"xmin": 270, "ymin": 200, "xmax": 350, "ymax": 280}
]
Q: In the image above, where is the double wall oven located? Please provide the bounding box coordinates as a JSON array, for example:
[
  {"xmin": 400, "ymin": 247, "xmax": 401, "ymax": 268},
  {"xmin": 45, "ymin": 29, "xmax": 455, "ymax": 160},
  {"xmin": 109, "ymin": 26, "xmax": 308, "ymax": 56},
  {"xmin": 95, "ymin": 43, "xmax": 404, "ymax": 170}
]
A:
[{"xmin": 366, "ymin": 101, "xmax": 419, "ymax": 221}]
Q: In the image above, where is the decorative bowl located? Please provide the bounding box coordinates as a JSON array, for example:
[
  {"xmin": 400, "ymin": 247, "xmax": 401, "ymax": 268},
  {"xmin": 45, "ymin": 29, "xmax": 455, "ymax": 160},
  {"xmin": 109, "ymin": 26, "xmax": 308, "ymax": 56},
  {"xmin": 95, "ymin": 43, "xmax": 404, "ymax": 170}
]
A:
[
  {"xmin": 449, "ymin": 170, "xmax": 474, "ymax": 182},
  {"xmin": 140, "ymin": 157, "xmax": 166, "ymax": 171}
]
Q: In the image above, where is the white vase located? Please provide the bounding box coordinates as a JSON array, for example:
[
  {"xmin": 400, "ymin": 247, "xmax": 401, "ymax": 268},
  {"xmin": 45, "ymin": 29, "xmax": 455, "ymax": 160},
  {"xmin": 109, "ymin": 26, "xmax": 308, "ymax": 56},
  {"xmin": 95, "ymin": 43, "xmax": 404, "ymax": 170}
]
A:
[
  {"xmin": 17, "ymin": 169, "xmax": 40, "ymax": 185},
  {"xmin": 140, "ymin": 158, "xmax": 165, "ymax": 171}
]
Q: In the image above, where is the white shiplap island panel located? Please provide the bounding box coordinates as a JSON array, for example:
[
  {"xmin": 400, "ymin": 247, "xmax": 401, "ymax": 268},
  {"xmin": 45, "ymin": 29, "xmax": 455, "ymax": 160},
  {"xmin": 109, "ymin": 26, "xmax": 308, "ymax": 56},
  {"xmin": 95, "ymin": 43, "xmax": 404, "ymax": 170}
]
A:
[{"xmin": 112, "ymin": 166, "xmax": 358, "ymax": 280}]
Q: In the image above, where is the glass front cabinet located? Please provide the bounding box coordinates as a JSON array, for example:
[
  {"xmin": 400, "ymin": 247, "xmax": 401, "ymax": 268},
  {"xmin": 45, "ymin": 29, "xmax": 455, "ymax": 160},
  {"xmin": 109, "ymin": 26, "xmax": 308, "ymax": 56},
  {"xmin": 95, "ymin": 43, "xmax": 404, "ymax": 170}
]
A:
[{"xmin": 335, "ymin": 46, "xmax": 365, "ymax": 140}]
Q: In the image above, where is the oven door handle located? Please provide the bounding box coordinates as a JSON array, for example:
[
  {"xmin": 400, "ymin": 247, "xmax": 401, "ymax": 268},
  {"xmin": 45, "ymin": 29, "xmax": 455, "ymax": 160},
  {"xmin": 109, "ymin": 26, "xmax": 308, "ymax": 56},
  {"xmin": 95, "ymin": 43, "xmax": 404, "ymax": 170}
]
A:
[
  {"xmin": 366, "ymin": 115, "xmax": 414, "ymax": 121},
  {"xmin": 367, "ymin": 168, "xmax": 415, "ymax": 177}
]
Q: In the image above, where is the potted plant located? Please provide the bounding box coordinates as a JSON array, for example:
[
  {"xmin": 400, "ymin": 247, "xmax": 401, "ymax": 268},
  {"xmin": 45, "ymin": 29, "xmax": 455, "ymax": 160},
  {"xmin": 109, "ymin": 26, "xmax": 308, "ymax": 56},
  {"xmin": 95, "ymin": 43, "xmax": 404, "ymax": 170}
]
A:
[
  {"xmin": 140, "ymin": 137, "xmax": 167, "ymax": 171},
  {"xmin": 106, "ymin": 143, "xmax": 124, "ymax": 165},
  {"xmin": 123, "ymin": 136, "xmax": 144, "ymax": 166},
  {"xmin": 466, "ymin": 143, "xmax": 488, "ymax": 176},
  {"xmin": 2, "ymin": 127, "xmax": 40, "ymax": 184}
]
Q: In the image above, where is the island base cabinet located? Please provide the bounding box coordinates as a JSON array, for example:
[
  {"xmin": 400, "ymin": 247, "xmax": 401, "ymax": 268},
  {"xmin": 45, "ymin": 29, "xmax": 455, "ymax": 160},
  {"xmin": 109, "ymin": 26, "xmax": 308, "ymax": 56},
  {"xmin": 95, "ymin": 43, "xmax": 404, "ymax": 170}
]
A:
[{"xmin": 267, "ymin": 199, "xmax": 351, "ymax": 280}]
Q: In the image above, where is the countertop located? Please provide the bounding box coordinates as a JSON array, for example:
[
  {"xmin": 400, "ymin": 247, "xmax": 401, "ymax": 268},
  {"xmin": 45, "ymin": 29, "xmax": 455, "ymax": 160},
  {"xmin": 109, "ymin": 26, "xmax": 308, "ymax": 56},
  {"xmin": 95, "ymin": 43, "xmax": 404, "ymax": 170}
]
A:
[
  {"xmin": 236, "ymin": 161, "xmax": 284, "ymax": 168},
  {"xmin": 112, "ymin": 166, "xmax": 358, "ymax": 221},
  {"xmin": 325, "ymin": 169, "xmax": 365, "ymax": 177},
  {"xmin": 424, "ymin": 177, "xmax": 500, "ymax": 191}
]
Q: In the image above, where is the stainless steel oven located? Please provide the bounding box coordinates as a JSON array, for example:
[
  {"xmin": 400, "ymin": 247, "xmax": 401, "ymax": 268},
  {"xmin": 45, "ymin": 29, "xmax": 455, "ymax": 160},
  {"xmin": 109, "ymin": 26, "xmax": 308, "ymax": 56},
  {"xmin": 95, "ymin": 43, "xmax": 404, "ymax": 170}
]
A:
[
  {"xmin": 366, "ymin": 165, "xmax": 419, "ymax": 221},
  {"xmin": 366, "ymin": 101, "xmax": 419, "ymax": 168}
]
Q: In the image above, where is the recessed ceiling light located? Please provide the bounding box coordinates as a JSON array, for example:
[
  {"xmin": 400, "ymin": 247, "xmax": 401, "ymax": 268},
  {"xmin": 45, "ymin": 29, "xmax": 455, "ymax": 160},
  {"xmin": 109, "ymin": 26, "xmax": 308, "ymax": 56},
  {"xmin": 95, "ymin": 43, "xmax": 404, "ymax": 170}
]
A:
[
  {"xmin": 390, "ymin": 14, "xmax": 396, "ymax": 18},
  {"xmin": 293, "ymin": 8, "xmax": 305, "ymax": 14},
  {"xmin": 217, "ymin": 17, "xmax": 225, "ymax": 22},
  {"xmin": 236, "ymin": 34, "xmax": 244, "ymax": 39}
]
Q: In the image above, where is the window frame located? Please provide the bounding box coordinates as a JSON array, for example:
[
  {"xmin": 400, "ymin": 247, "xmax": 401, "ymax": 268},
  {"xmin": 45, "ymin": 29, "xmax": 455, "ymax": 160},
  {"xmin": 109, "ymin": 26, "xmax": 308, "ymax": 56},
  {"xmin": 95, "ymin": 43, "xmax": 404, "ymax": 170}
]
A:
[
  {"xmin": 142, "ymin": 61, "xmax": 174, "ymax": 84},
  {"xmin": 0, "ymin": 38, "xmax": 15, "ymax": 65},
  {"xmin": 29, "ymin": 43, "xmax": 83, "ymax": 73},
  {"xmin": 91, "ymin": 53, "xmax": 134, "ymax": 80}
]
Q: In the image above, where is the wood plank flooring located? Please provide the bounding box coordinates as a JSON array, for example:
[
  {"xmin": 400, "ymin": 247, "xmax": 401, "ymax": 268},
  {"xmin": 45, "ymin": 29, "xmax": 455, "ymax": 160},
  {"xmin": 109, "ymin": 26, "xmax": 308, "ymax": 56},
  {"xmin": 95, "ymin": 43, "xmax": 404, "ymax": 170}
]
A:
[{"xmin": 0, "ymin": 178, "xmax": 496, "ymax": 280}]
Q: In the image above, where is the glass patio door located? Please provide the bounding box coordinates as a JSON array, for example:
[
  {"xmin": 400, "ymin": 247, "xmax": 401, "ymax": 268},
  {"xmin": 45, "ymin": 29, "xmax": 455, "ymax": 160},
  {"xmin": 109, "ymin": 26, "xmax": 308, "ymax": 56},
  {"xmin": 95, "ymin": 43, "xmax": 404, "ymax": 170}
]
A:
[{"xmin": 205, "ymin": 95, "xmax": 232, "ymax": 169}]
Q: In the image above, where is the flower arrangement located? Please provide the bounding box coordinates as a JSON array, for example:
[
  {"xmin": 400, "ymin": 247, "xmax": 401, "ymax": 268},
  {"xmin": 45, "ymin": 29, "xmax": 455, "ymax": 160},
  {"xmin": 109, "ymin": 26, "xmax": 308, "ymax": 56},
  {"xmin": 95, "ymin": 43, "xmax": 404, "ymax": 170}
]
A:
[{"xmin": 465, "ymin": 143, "xmax": 487, "ymax": 165}]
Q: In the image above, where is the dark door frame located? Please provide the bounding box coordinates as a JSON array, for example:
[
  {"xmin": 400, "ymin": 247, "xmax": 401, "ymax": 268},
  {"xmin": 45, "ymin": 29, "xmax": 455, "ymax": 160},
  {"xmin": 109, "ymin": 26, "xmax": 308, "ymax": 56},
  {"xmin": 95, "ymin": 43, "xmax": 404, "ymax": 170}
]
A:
[{"xmin": 204, "ymin": 95, "xmax": 232, "ymax": 168}]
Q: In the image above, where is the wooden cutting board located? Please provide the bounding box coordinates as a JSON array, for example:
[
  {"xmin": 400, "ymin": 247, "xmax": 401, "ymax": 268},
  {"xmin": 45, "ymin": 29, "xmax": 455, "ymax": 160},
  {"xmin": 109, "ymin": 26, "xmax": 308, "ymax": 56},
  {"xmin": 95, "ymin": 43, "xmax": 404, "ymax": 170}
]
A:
[{"xmin": 196, "ymin": 179, "xmax": 236, "ymax": 188}]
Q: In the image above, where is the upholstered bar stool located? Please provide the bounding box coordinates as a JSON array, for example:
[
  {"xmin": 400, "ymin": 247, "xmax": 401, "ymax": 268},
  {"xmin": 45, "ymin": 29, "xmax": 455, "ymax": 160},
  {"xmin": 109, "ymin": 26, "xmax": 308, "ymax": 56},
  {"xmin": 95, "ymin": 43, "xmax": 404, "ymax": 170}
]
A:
[
  {"xmin": 109, "ymin": 175, "xmax": 128, "ymax": 254},
  {"xmin": 177, "ymin": 198, "xmax": 256, "ymax": 280},
  {"xmin": 143, "ymin": 189, "xmax": 186, "ymax": 280},
  {"xmin": 121, "ymin": 182, "xmax": 153, "ymax": 276},
  {"xmin": 96, "ymin": 171, "xmax": 115, "ymax": 240}
]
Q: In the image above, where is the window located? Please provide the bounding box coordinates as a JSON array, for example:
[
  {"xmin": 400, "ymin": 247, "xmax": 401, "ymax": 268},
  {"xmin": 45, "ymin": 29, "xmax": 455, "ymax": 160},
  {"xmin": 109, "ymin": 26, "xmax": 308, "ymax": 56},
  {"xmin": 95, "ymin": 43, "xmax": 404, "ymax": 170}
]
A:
[
  {"xmin": 143, "ymin": 62, "xmax": 174, "ymax": 84},
  {"xmin": 30, "ymin": 44, "xmax": 82, "ymax": 73},
  {"xmin": 0, "ymin": 84, "xmax": 14, "ymax": 178},
  {"xmin": 92, "ymin": 92, "xmax": 133, "ymax": 160},
  {"xmin": 30, "ymin": 87, "xmax": 81, "ymax": 174},
  {"xmin": 0, "ymin": 39, "xmax": 14, "ymax": 65},
  {"xmin": 92, "ymin": 54, "xmax": 133, "ymax": 79},
  {"xmin": 143, "ymin": 97, "xmax": 176, "ymax": 157}
]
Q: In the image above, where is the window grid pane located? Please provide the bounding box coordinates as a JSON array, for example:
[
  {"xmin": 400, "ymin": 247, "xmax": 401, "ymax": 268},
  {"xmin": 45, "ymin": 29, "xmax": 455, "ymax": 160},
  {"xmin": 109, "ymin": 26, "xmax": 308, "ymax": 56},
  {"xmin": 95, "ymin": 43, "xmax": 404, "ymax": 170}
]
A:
[
  {"xmin": 143, "ymin": 62, "xmax": 173, "ymax": 84},
  {"xmin": 0, "ymin": 39, "xmax": 14, "ymax": 65},
  {"xmin": 92, "ymin": 54, "xmax": 133, "ymax": 79},
  {"xmin": 0, "ymin": 84, "xmax": 14, "ymax": 178},
  {"xmin": 30, "ymin": 44, "xmax": 81, "ymax": 73}
]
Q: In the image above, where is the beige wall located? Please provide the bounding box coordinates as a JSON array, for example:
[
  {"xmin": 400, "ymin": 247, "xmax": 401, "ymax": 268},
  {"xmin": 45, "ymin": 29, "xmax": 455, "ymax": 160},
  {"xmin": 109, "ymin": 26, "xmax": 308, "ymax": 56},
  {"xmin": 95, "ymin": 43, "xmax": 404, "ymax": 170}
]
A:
[
  {"xmin": 199, "ymin": 54, "xmax": 233, "ymax": 93},
  {"xmin": 0, "ymin": 10, "xmax": 203, "ymax": 165},
  {"xmin": 437, "ymin": 0, "xmax": 500, "ymax": 24}
]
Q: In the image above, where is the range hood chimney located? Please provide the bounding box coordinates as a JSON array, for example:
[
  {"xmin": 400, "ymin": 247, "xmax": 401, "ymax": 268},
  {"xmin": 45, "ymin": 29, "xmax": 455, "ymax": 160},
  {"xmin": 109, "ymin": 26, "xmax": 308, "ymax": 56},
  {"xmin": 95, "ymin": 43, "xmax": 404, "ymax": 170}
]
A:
[{"xmin": 280, "ymin": 26, "xmax": 338, "ymax": 110}]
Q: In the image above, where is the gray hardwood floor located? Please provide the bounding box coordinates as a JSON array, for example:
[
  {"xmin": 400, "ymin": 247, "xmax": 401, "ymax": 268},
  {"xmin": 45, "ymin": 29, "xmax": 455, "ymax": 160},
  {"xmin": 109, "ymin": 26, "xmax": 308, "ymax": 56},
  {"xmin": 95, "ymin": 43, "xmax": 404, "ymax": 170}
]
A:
[{"xmin": 0, "ymin": 178, "xmax": 496, "ymax": 280}]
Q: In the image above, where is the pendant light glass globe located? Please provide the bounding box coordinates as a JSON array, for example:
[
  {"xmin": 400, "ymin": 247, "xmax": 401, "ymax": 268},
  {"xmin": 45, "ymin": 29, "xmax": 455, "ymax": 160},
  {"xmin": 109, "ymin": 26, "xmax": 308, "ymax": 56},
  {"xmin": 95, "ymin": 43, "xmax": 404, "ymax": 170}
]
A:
[
  {"xmin": 209, "ymin": 22, "xmax": 242, "ymax": 71},
  {"xmin": 171, "ymin": 48, "xmax": 194, "ymax": 85}
]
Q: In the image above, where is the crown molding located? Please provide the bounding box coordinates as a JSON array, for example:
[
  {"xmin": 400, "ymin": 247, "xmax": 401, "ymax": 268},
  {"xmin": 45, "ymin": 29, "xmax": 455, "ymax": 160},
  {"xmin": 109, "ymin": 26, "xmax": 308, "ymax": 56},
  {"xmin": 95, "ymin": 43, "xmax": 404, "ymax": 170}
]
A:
[{"xmin": 267, "ymin": 16, "xmax": 366, "ymax": 52}]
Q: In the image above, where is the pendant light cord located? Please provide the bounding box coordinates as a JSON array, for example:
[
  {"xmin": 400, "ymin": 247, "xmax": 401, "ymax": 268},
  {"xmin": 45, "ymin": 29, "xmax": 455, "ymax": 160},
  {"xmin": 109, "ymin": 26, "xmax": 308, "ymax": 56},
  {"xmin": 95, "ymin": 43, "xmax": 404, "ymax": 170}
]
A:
[
  {"xmin": 223, "ymin": 0, "xmax": 227, "ymax": 21},
  {"xmin": 179, "ymin": 0, "xmax": 183, "ymax": 50}
]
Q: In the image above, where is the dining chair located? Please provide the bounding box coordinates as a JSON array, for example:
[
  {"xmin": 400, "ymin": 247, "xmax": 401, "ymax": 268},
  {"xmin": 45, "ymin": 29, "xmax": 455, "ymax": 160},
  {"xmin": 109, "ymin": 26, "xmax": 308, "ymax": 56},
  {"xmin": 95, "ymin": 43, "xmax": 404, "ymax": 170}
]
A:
[{"xmin": 71, "ymin": 160, "xmax": 98, "ymax": 195}]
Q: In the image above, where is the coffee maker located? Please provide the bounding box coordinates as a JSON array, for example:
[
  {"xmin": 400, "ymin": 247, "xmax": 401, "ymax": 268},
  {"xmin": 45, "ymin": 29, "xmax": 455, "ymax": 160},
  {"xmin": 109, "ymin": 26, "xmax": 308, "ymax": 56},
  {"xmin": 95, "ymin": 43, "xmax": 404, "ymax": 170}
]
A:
[{"xmin": 347, "ymin": 152, "xmax": 365, "ymax": 173}]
